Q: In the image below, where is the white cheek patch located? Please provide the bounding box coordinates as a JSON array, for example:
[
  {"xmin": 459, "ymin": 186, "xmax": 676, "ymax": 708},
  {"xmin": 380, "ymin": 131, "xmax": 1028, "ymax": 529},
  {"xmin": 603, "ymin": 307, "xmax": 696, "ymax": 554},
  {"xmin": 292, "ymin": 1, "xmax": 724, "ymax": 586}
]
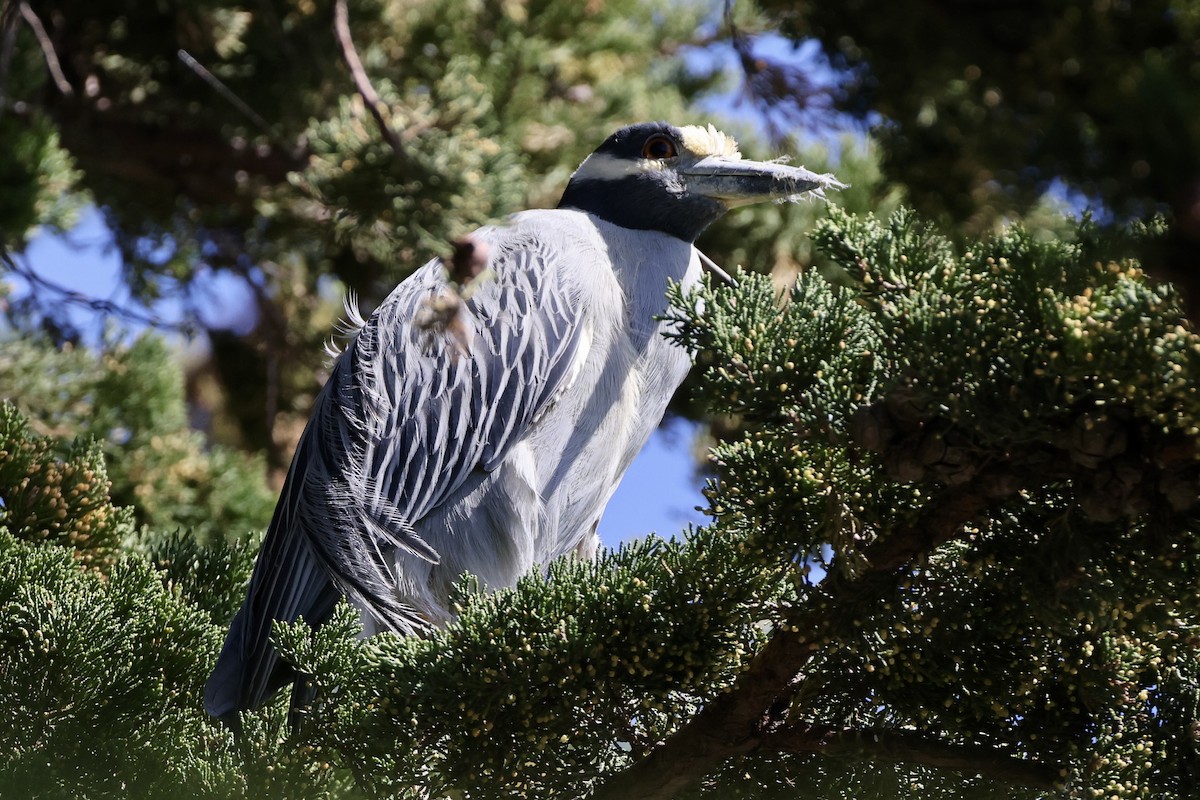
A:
[
  {"xmin": 570, "ymin": 152, "xmax": 669, "ymax": 183},
  {"xmin": 678, "ymin": 124, "xmax": 741, "ymax": 159}
]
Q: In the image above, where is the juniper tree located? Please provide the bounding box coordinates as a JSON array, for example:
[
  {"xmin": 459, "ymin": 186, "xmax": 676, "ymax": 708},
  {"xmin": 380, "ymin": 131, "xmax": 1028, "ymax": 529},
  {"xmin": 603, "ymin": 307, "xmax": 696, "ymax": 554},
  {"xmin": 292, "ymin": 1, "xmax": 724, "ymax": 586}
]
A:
[
  {"xmin": 5, "ymin": 1, "xmax": 1197, "ymax": 796},
  {"xmin": 265, "ymin": 207, "xmax": 1200, "ymax": 799},
  {"xmin": 0, "ymin": 334, "xmax": 275, "ymax": 541},
  {"xmin": 3, "ymin": 205, "xmax": 1199, "ymax": 798}
]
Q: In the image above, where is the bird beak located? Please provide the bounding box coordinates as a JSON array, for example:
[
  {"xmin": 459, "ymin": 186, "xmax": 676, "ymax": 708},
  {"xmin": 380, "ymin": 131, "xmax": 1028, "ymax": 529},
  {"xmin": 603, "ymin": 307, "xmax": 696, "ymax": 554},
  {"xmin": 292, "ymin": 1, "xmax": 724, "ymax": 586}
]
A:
[{"xmin": 680, "ymin": 157, "xmax": 847, "ymax": 208}]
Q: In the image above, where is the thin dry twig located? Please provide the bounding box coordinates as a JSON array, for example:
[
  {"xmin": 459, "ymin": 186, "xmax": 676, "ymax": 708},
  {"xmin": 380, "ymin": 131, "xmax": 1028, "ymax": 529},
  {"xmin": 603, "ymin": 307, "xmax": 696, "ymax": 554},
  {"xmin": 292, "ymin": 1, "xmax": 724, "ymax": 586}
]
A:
[
  {"xmin": 19, "ymin": 1, "xmax": 72, "ymax": 96},
  {"xmin": 1, "ymin": 245, "xmax": 191, "ymax": 335},
  {"xmin": 332, "ymin": 0, "xmax": 402, "ymax": 155},
  {"xmin": 177, "ymin": 49, "xmax": 273, "ymax": 135}
]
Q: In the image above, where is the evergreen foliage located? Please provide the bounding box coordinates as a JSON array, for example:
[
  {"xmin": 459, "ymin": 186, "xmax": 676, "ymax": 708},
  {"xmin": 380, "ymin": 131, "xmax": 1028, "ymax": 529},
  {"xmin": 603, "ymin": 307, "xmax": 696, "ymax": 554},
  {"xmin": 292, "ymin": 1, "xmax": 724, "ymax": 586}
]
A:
[
  {"xmin": 219, "ymin": 209, "xmax": 1200, "ymax": 798},
  {"xmin": 0, "ymin": 114, "xmax": 83, "ymax": 242},
  {"xmin": 760, "ymin": 0, "xmax": 1200, "ymax": 230},
  {"xmin": 0, "ymin": 335, "xmax": 275, "ymax": 541},
  {"xmin": 4, "ymin": 207, "xmax": 1200, "ymax": 798},
  {"xmin": 0, "ymin": 402, "xmax": 353, "ymax": 799},
  {"xmin": 0, "ymin": 401, "xmax": 131, "ymax": 569},
  {"xmin": 667, "ymin": 209, "xmax": 1200, "ymax": 799},
  {"xmin": 2, "ymin": 0, "xmax": 904, "ymax": 467},
  {"xmin": 275, "ymin": 527, "xmax": 785, "ymax": 797},
  {"xmin": 0, "ymin": 527, "xmax": 223, "ymax": 797},
  {"xmin": 751, "ymin": 0, "xmax": 1200, "ymax": 318}
]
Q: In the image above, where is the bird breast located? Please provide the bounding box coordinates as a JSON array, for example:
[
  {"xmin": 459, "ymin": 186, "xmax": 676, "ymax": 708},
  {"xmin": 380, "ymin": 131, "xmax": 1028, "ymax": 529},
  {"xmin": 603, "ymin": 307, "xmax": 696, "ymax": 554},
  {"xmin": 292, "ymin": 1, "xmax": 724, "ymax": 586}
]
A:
[
  {"xmin": 382, "ymin": 210, "xmax": 701, "ymax": 628},
  {"xmin": 514, "ymin": 210, "xmax": 702, "ymax": 558}
]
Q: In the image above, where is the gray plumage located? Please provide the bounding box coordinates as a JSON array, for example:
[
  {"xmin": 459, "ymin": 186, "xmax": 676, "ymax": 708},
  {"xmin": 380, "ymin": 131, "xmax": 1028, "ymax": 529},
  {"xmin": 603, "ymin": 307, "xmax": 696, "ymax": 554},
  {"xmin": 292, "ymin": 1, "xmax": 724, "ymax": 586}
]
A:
[{"xmin": 205, "ymin": 122, "xmax": 844, "ymax": 720}]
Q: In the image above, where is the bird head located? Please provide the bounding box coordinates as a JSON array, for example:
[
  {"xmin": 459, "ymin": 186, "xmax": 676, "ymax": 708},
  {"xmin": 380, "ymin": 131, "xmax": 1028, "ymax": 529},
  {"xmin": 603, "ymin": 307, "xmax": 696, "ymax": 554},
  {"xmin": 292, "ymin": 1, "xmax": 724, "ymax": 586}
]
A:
[{"xmin": 557, "ymin": 121, "xmax": 845, "ymax": 242}]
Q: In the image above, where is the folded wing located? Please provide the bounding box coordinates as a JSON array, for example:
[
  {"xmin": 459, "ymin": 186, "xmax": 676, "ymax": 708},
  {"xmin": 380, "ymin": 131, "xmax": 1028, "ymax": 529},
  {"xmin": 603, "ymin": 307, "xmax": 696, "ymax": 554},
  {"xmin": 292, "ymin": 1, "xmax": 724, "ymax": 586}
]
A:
[{"xmin": 204, "ymin": 221, "xmax": 590, "ymax": 719}]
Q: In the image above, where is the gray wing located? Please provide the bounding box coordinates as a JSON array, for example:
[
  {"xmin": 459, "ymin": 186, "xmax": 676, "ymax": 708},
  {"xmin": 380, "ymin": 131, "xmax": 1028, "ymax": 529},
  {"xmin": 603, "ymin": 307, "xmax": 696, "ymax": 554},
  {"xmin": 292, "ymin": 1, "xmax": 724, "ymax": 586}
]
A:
[{"xmin": 204, "ymin": 223, "xmax": 588, "ymax": 719}]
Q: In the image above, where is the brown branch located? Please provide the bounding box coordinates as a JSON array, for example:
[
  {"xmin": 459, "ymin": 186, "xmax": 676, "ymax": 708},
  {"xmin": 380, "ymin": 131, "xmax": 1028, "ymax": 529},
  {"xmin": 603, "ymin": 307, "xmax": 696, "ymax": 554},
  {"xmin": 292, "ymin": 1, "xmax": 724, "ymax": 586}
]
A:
[
  {"xmin": 856, "ymin": 482, "xmax": 992, "ymax": 575},
  {"xmin": 177, "ymin": 49, "xmax": 272, "ymax": 136},
  {"xmin": 332, "ymin": 0, "xmax": 402, "ymax": 155},
  {"xmin": 765, "ymin": 724, "xmax": 1062, "ymax": 790},
  {"xmin": 588, "ymin": 626, "xmax": 826, "ymax": 800},
  {"xmin": 19, "ymin": 2, "xmax": 72, "ymax": 96},
  {"xmin": 588, "ymin": 478, "xmax": 1006, "ymax": 800},
  {"xmin": 0, "ymin": 245, "xmax": 192, "ymax": 335}
]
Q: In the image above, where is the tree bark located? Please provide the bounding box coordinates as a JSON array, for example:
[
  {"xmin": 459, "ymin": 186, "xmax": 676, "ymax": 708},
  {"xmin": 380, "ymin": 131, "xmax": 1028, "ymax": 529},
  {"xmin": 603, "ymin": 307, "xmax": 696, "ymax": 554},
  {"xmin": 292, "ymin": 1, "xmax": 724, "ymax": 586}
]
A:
[
  {"xmin": 588, "ymin": 481, "xmax": 1033, "ymax": 800},
  {"xmin": 766, "ymin": 724, "xmax": 1061, "ymax": 790}
]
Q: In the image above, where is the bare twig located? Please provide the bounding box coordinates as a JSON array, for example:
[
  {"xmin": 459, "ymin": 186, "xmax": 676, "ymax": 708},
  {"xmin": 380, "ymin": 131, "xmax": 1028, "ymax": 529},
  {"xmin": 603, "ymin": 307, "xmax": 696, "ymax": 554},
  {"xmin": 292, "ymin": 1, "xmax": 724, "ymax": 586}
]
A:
[
  {"xmin": 723, "ymin": 0, "xmax": 749, "ymax": 56},
  {"xmin": 19, "ymin": 1, "xmax": 72, "ymax": 96},
  {"xmin": 177, "ymin": 49, "xmax": 273, "ymax": 136},
  {"xmin": 0, "ymin": 245, "xmax": 191, "ymax": 335},
  {"xmin": 0, "ymin": 0, "xmax": 23, "ymax": 112},
  {"xmin": 721, "ymin": 0, "xmax": 841, "ymax": 145},
  {"xmin": 332, "ymin": 0, "xmax": 402, "ymax": 155},
  {"xmin": 765, "ymin": 724, "xmax": 1061, "ymax": 789},
  {"xmin": 697, "ymin": 248, "xmax": 738, "ymax": 287}
]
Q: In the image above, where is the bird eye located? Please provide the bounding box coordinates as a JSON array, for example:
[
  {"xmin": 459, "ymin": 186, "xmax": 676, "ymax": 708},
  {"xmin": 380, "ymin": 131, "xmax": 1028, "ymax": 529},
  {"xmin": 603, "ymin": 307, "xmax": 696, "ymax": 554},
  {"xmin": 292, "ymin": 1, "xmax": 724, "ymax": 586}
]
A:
[{"xmin": 641, "ymin": 134, "xmax": 678, "ymax": 160}]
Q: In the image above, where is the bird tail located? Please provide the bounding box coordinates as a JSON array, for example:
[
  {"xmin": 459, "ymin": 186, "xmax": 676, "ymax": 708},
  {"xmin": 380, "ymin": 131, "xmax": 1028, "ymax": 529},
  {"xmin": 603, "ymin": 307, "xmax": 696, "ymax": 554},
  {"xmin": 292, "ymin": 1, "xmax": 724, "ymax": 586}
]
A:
[{"xmin": 204, "ymin": 606, "xmax": 258, "ymax": 723}]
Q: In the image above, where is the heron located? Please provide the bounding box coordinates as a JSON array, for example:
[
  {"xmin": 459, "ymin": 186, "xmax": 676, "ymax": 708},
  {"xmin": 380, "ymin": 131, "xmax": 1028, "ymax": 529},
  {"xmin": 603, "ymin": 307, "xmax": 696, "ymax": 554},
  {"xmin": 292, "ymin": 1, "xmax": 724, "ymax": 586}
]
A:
[{"xmin": 205, "ymin": 121, "xmax": 844, "ymax": 720}]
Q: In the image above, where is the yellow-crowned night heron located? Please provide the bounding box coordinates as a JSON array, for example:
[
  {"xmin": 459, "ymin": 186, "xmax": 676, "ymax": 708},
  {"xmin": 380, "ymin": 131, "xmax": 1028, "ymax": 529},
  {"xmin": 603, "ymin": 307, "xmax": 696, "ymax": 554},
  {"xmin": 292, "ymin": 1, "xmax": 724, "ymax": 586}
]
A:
[{"xmin": 205, "ymin": 121, "xmax": 844, "ymax": 720}]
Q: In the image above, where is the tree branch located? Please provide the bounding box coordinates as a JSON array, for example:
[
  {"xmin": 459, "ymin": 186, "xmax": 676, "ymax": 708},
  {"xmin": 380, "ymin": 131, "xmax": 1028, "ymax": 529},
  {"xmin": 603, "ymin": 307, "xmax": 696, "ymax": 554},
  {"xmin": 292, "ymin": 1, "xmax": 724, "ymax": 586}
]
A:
[
  {"xmin": 19, "ymin": 1, "xmax": 72, "ymax": 96},
  {"xmin": 764, "ymin": 724, "xmax": 1062, "ymax": 789},
  {"xmin": 332, "ymin": 0, "xmax": 402, "ymax": 155},
  {"xmin": 0, "ymin": 245, "xmax": 192, "ymax": 336},
  {"xmin": 177, "ymin": 49, "xmax": 272, "ymax": 136},
  {"xmin": 856, "ymin": 481, "xmax": 993, "ymax": 575},
  {"xmin": 588, "ymin": 626, "xmax": 826, "ymax": 800},
  {"xmin": 588, "ymin": 478, "xmax": 1009, "ymax": 800}
]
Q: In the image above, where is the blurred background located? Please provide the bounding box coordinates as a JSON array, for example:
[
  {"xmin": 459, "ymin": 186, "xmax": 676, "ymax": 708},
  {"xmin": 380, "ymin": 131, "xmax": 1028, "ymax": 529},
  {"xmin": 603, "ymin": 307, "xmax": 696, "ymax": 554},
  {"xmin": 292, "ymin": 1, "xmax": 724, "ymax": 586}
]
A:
[{"xmin": 2, "ymin": 0, "xmax": 1197, "ymax": 547}]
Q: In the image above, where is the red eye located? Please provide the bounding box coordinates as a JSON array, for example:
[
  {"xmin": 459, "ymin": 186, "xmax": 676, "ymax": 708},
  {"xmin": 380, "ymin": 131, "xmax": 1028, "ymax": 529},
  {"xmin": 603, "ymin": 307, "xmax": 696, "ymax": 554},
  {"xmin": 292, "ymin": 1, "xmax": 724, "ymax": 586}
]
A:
[{"xmin": 641, "ymin": 134, "xmax": 678, "ymax": 160}]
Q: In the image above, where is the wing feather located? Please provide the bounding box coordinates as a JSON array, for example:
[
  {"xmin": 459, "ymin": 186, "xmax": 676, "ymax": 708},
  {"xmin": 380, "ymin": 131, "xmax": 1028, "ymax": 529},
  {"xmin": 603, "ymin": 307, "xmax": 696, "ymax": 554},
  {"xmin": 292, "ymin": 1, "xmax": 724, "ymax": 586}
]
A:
[{"xmin": 205, "ymin": 219, "xmax": 591, "ymax": 718}]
